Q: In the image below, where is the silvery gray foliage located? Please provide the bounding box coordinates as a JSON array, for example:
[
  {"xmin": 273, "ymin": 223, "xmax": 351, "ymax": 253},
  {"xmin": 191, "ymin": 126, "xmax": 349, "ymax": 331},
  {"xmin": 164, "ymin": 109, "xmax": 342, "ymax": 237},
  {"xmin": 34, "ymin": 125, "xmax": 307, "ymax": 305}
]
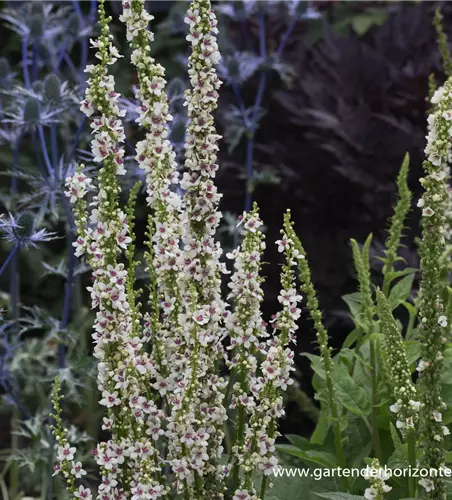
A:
[
  {"xmin": 222, "ymin": 104, "xmax": 266, "ymax": 154},
  {"xmin": 218, "ymin": 51, "xmax": 263, "ymax": 84}
]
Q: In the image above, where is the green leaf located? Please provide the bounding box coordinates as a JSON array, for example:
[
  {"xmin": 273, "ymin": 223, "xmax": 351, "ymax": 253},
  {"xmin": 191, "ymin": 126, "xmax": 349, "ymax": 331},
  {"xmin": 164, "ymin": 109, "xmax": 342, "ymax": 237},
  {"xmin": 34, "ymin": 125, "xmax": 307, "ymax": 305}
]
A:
[
  {"xmin": 388, "ymin": 273, "xmax": 415, "ymax": 310},
  {"xmin": 343, "ymin": 329, "xmax": 360, "ymax": 349},
  {"xmin": 277, "ymin": 445, "xmax": 337, "ymax": 468},
  {"xmin": 263, "ymin": 467, "xmax": 337, "ymax": 500},
  {"xmin": 387, "ymin": 442, "xmax": 408, "ymax": 468},
  {"xmin": 286, "ymin": 434, "xmax": 313, "ymax": 451},
  {"xmin": 302, "ymin": 353, "xmax": 326, "ymax": 380},
  {"xmin": 311, "ymin": 410, "xmax": 331, "ymax": 445},
  {"xmin": 333, "ymin": 365, "xmax": 371, "ymax": 418},
  {"xmin": 385, "ymin": 267, "xmax": 418, "ymax": 285},
  {"xmin": 403, "ymin": 340, "xmax": 420, "ymax": 367},
  {"xmin": 389, "ymin": 422, "xmax": 402, "ymax": 449},
  {"xmin": 315, "ymin": 493, "xmax": 365, "ymax": 500},
  {"xmin": 342, "ymin": 292, "xmax": 365, "ymax": 329}
]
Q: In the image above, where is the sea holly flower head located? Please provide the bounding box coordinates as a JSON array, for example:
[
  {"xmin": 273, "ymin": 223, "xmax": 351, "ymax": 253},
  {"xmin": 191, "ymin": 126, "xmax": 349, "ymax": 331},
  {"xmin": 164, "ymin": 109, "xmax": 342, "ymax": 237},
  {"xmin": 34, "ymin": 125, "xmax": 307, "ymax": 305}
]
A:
[{"xmin": 0, "ymin": 211, "xmax": 57, "ymax": 249}]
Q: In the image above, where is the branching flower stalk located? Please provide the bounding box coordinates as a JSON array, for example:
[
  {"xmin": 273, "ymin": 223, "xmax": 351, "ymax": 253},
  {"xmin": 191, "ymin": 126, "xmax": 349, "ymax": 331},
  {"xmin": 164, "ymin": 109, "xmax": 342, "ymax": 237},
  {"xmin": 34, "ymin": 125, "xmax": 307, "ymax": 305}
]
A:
[
  {"xmin": 416, "ymin": 78, "xmax": 452, "ymax": 500},
  {"xmin": 65, "ymin": 1, "xmax": 169, "ymax": 497},
  {"xmin": 283, "ymin": 215, "xmax": 347, "ymax": 488},
  {"xmin": 375, "ymin": 289, "xmax": 419, "ymax": 497},
  {"xmin": 52, "ymin": 1, "xmax": 302, "ymax": 499}
]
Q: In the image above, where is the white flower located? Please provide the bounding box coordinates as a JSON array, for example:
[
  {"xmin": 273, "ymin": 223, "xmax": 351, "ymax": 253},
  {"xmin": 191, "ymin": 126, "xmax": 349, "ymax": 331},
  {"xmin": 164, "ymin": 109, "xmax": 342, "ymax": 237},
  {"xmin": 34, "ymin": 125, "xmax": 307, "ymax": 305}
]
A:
[
  {"xmin": 438, "ymin": 315, "xmax": 448, "ymax": 327},
  {"xmin": 433, "ymin": 411, "xmax": 443, "ymax": 422},
  {"xmin": 71, "ymin": 461, "xmax": 87, "ymax": 478},
  {"xmin": 416, "ymin": 359, "xmax": 430, "ymax": 372},
  {"xmin": 443, "ymin": 426, "xmax": 450, "ymax": 436},
  {"xmin": 419, "ymin": 478, "xmax": 435, "ymax": 492},
  {"xmin": 80, "ymin": 99, "xmax": 94, "ymax": 117},
  {"xmin": 74, "ymin": 485, "xmax": 92, "ymax": 499},
  {"xmin": 364, "ymin": 487, "xmax": 376, "ymax": 500},
  {"xmin": 389, "ymin": 402, "xmax": 400, "ymax": 414},
  {"xmin": 57, "ymin": 443, "xmax": 76, "ymax": 462},
  {"xmin": 422, "ymin": 207, "xmax": 435, "ymax": 217},
  {"xmin": 99, "ymin": 390, "xmax": 121, "ymax": 408},
  {"xmin": 193, "ymin": 309, "xmax": 210, "ymax": 325},
  {"xmin": 408, "ymin": 400, "xmax": 421, "ymax": 411},
  {"xmin": 275, "ymin": 238, "xmax": 288, "ymax": 253},
  {"xmin": 260, "ymin": 455, "xmax": 278, "ymax": 476},
  {"xmin": 233, "ymin": 490, "xmax": 250, "ymax": 500}
]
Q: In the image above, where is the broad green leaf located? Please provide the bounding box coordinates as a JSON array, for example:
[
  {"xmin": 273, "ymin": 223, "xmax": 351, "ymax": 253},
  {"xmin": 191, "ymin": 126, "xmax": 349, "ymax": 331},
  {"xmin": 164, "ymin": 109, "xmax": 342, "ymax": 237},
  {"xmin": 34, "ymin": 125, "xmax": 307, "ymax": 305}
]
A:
[
  {"xmin": 387, "ymin": 442, "xmax": 408, "ymax": 469},
  {"xmin": 341, "ymin": 415, "xmax": 372, "ymax": 469},
  {"xmin": 333, "ymin": 365, "xmax": 371, "ymax": 418},
  {"xmin": 277, "ymin": 445, "xmax": 337, "ymax": 468},
  {"xmin": 311, "ymin": 410, "xmax": 331, "ymax": 445},
  {"xmin": 303, "ymin": 353, "xmax": 326, "ymax": 380},
  {"xmin": 343, "ymin": 329, "xmax": 360, "ymax": 349},
  {"xmin": 316, "ymin": 493, "xmax": 365, "ymax": 500},
  {"xmin": 342, "ymin": 292, "xmax": 365, "ymax": 329},
  {"xmin": 388, "ymin": 273, "xmax": 415, "ymax": 310},
  {"xmin": 389, "ymin": 422, "xmax": 402, "ymax": 449},
  {"xmin": 403, "ymin": 340, "xmax": 420, "ymax": 367},
  {"xmin": 385, "ymin": 267, "xmax": 418, "ymax": 285},
  {"xmin": 286, "ymin": 434, "xmax": 313, "ymax": 451}
]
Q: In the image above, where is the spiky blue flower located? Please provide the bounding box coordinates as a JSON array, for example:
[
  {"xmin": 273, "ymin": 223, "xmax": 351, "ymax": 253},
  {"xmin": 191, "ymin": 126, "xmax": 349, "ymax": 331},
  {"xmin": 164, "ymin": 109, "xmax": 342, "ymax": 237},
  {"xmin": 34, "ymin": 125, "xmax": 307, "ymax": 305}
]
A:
[{"xmin": 0, "ymin": 212, "xmax": 57, "ymax": 249}]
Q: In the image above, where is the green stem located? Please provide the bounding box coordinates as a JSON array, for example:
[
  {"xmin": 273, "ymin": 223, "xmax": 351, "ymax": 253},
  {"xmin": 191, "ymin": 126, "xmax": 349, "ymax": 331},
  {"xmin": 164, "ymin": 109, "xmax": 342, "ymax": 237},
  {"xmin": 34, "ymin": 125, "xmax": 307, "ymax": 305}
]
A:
[
  {"xmin": 407, "ymin": 430, "xmax": 417, "ymax": 498},
  {"xmin": 0, "ymin": 478, "xmax": 8, "ymax": 500},
  {"xmin": 260, "ymin": 475, "xmax": 268, "ymax": 499},
  {"xmin": 9, "ymin": 408, "xmax": 19, "ymax": 499},
  {"xmin": 382, "ymin": 275, "xmax": 391, "ymax": 298},
  {"xmin": 369, "ymin": 339, "xmax": 381, "ymax": 460},
  {"xmin": 231, "ymin": 371, "xmax": 246, "ymax": 490},
  {"xmin": 326, "ymin": 376, "xmax": 349, "ymax": 490}
]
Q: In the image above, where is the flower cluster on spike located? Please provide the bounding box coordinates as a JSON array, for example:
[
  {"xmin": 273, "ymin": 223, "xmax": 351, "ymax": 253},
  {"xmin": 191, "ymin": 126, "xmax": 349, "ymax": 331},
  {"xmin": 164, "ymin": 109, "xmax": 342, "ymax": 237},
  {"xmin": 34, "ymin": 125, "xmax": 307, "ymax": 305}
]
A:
[
  {"xmin": 417, "ymin": 78, "xmax": 452, "ymax": 500},
  {"xmin": 55, "ymin": 0, "xmax": 303, "ymax": 499},
  {"xmin": 363, "ymin": 459, "xmax": 392, "ymax": 500},
  {"xmin": 376, "ymin": 289, "xmax": 420, "ymax": 434},
  {"xmin": 425, "ymin": 83, "xmax": 452, "ymax": 273}
]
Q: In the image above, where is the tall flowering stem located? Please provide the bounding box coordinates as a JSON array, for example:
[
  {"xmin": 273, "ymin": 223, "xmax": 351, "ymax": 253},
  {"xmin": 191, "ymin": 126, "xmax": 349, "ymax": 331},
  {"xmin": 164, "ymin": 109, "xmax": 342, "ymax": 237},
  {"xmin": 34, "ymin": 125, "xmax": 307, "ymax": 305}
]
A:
[
  {"xmin": 417, "ymin": 79, "xmax": 452, "ymax": 500},
  {"xmin": 52, "ymin": 2, "xmax": 303, "ymax": 499},
  {"xmin": 381, "ymin": 153, "xmax": 412, "ymax": 296},
  {"xmin": 241, "ymin": 209, "xmax": 301, "ymax": 498},
  {"xmin": 168, "ymin": 1, "xmax": 227, "ymax": 497},
  {"xmin": 376, "ymin": 289, "xmax": 419, "ymax": 497},
  {"xmin": 120, "ymin": 0, "xmax": 183, "ymax": 387},
  {"xmin": 283, "ymin": 216, "xmax": 347, "ymax": 487},
  {"xmin": 350, "ymin": 235, "xmax": 381, "ymax": 460},
  {"xmin": 50, "ymin": 378, "xmax": 90, "ymax": 499},
  {"xmin": 64, "ymin": 1, "xmax": 170, "ymax": 498},
  {"xmin": 225, "ymin": 204, "xmax": 267, "ymax": 492}
]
